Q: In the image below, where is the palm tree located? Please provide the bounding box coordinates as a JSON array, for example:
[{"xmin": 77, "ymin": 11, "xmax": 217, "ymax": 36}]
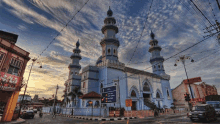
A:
[{"xmin": 67, "ymin": 87, "xmax": 83, "ymax": 107}]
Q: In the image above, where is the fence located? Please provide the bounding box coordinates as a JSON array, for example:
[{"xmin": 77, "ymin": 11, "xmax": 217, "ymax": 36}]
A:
[{"xmin": 42, "ymin": 107, "xmax": 109, "ymax": 117}]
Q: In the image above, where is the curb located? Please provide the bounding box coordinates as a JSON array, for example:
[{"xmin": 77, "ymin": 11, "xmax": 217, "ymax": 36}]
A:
[{"xmin": 59, "ymin": 114, "xmax": 137, "ymax": 121}]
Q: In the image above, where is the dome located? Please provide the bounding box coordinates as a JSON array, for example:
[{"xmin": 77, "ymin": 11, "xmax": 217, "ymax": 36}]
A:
[{"xmin": 96, "ymin": 56, "xmax": 103, "ymax": 65}]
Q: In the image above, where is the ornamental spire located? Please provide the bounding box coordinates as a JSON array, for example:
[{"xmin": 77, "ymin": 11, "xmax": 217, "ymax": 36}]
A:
[
  {"xmin": 107, "ymin": 6, "xmax": 113, "ymax": 16},
  {"xmin": 150, "ymin": 30, "xmax": 155, "ymax": 40},
  {"xmin": 76, "ymin": 39, "xmax": 80, "ymax": 48}
]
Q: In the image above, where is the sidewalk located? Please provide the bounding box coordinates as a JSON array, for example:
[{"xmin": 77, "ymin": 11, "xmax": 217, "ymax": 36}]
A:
[{"xmin": 2, "ymin": 118, "xmax": 25, "ymax": 124}]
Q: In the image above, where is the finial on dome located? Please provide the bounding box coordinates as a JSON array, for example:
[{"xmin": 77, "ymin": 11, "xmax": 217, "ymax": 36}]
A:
[
  {"xmin": 107, "ymin": 6, "xmax": 113, "ymax": 16},
  {"xmin": 76, "ymin": 39, "xmax": 80, "ymax": 48},
  {"xmin": 150, "ymin": 30, "xmax": 155, "ymax": 40}
]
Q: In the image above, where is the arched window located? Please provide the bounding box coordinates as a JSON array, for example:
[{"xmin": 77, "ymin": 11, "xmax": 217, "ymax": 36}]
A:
[
  {"xmin": 158, "ymin": 65, "xmax": 160, "ymax": 69},
  {"xmin": 156, "ymin": 92, "xmax": 160, "ymax": 98},
  {"xmin": 94, "ymin": 101, "xmax": 100, "ymax": 107},
  {"xmin": 86, "ymin": 100, "xmax": 92, "ymax": 107},
  {"xmin": 83, "ymin": 82, "xmax": 85, "ymax": 88},
  {"xmin": 131, "ymin": 90, "xmax": 136, "ymax": 97},
  {"xmin": 143, "ymin": 82, "xmax": 151, "ymax": 92},
  {"xmin": 108, "ymin": 48, "xmax": 111, "ymax": 54},
  {"xmin": 113, "ymin": 49, "xmax": 116, "ymax": 55},
  {"xmin": 167, "ymin": 90, "xmax": 170, "ymax": 97}
]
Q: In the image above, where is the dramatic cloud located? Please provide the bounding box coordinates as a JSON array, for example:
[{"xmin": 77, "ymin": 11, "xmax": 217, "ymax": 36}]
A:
[{"xmin": 1, "ymin": 0, "xmax": 219, "ymax": 99}]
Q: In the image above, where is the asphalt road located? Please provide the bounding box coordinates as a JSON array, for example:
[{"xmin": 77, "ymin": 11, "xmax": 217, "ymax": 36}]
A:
[{"xmin": 23, "ymin": 112, "xmax": 220, "ymax": 124}]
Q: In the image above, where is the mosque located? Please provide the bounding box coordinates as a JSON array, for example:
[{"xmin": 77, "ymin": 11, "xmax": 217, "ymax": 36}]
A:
[{"xmin": 63, "ymin": 7, "xmax": 173, "ymax": 111}]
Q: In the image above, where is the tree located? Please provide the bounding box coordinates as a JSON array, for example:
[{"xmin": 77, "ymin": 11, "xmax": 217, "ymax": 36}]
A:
[{"xmin": 67, "ymin": 87, "xmax": 83, "ymax": 107}]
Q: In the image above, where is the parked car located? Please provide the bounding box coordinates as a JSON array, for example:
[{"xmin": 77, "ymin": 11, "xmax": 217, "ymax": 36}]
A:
[
  {"xmin": 206, "ymin": 101, "xmax": 220, "ymax": 116},
  {"xmin": 20, "ymin": 110, "xmax": 34, "ymax": 119},
  {"xmin": 33, "ymin": 109, "xmax": 38, "ymax": 113},
  {"xmin": 188, "ymin": 104, "xmax": 217, "ymax": 122}
]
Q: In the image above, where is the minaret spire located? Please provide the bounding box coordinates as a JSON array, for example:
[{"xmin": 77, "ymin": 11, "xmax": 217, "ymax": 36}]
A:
[
  {"xmin": 76, "ymin": 39, "xmax": 80, "ymax": 48},
  {"xmin": 100, "ymin": 7, "xmax": 120, "ymax": 62},
  {"xmin": 67, "ymin": 39, "xmax": 82, "ymax": 107},
  {"xmin": 148, "ymin": 31, "xmax": 165, "ymax": 75},
  {"xmin": 150, "ymin": 30, "xmax": 155, "ymax": 40}
]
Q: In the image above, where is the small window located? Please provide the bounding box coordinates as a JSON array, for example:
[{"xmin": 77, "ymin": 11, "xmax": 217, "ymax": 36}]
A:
[
  {"xmin": 8, "ymin": 58, "xmax": 22, "ymax": 76},
  {"xmin": 108, "ymin": 48, "xmax": 111, "ymax": 54},
  {"xmin": 83, "ymin": 82, "xmax": 85, "ymax": 88},
  {"xmin": 156, "ymin": 92, "xmax": 160, "ymax": 98},
  {"xmin": 114, "ymin": 49, "xmax": 116, "ymax": 54},
  {"xmin": 167, "ymin": 90, "xmax": 170, "ymax": 97},
  {"xmin": 0, "ymin": 53, "xmax": 5, "ymax": 62},
  {"xmin": 158, "ymin": 65, "xmax": 160, "ymax": 69},
  {"xmin": 131, "ymin": 90, "xmax": 136, "ymax": 97},
  {"xmin": 154, "ymin": 65, "xmax": 156, "ymax": 69}
]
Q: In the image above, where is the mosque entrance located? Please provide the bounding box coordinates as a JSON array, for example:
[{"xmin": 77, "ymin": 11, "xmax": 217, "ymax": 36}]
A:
[{"xmin": 131, "ymin": 101, "xmax": 136, "ymax": 110}]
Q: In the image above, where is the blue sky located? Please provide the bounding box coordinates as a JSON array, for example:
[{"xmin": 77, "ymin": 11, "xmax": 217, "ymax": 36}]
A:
[{"xmin": 0, "ymin": 0, "xmax": 220, "ymax": 99}]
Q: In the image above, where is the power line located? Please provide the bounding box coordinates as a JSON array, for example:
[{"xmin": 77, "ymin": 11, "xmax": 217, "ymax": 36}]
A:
[
  {"xmin": 36, "ymin": 0, "xmax": 90, "ymax": 60},
  {"xmin": 166, "ymin": 48, "xmax": 220, "ymax": 74},
  {"xmin": 189, "ymin": 0, "xmax": 214, "ymax": 27},
  {"xmin": 127, "ymin": 0, "xmax": 154, "ymax": 65},
  {"xmin": 129, "ymin": 47, "xmax": 219, "ymax": 65}
]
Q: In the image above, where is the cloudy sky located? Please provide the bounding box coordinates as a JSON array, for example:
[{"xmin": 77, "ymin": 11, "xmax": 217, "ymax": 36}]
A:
[{"xmin": 0, "ymin": 0, "xmax": 220, "ymax": 100}]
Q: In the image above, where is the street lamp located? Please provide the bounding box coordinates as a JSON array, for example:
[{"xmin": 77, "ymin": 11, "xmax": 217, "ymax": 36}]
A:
[
  {"xmin": 18, "ymin": 58, "xmax": 42, "ymax": 117},
  {"xmin": 174, "ymin": 55, "xmax": 194, "ymax": 110}
]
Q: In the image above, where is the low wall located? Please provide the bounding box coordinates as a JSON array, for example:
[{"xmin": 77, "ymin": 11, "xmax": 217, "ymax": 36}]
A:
[
  {"xmin": 124, "ymin": 109, "xmax": 186, "ymax": 118},
  {"xmin": 42, "ymin": 107, "xmax": 109, "ymax": 117}
]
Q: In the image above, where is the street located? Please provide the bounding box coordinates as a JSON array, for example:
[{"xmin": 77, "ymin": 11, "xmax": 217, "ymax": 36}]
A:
[{"xmin": 23, "ymin": 112, "xmax": 220, "ymax": 124}]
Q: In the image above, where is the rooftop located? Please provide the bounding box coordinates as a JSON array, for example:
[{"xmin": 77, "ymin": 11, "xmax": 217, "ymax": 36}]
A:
[{"xmin": 80, "ymin": 91, "xmax": 101, "ymax": 99}]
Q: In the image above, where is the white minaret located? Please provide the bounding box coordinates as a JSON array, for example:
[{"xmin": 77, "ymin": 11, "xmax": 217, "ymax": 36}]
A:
[
  {"xmin": 100, "ymin": 6, "xmax": 120, "ymax": 62},
  {"xmin": 67, "ymin": 39, "xmax": 82, "ymax": 107},
  {"xmin": 149, "ymin": 31, "xmax": 165, "ymax": 75}
]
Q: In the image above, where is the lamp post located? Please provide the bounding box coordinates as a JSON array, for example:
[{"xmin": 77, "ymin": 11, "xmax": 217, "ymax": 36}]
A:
[{"xmin": 174, "ymin": 55, "xmax": 194, "ymax": 110}]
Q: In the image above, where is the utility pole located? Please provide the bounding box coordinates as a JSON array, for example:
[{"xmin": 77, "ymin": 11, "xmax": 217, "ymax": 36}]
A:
[
  {"xmin": 18, "ymin": 58, "xmax": 36, "ymax": 118},
  {"xmin": 52, "ymin": 84, "xmax": 59, "ymax": 118},
  {"xmin": 174, "ymin": 56, "xmax": 194, "ymax": 111}
]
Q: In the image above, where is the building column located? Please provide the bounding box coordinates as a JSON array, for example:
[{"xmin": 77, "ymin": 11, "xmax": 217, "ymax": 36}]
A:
[{"xmin": 2, "ymin": 91, "xmax": 19, "ymax": 122}]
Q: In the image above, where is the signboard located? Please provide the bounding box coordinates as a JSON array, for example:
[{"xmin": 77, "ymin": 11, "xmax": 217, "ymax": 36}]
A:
[
  {"xmin": 183, "ymin": 77, "xmax": 202, "ymax": 84},
  {"xmin": 125, "ymin": 99, "xmax": 132, "ymax": 107},
  {"xmin": 101, "ymin": 86, "xmax": 116, "ymax": 103},
  {"xmin": 0, "ymin": 72, "xmax": 20, "ymax": 91}
]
